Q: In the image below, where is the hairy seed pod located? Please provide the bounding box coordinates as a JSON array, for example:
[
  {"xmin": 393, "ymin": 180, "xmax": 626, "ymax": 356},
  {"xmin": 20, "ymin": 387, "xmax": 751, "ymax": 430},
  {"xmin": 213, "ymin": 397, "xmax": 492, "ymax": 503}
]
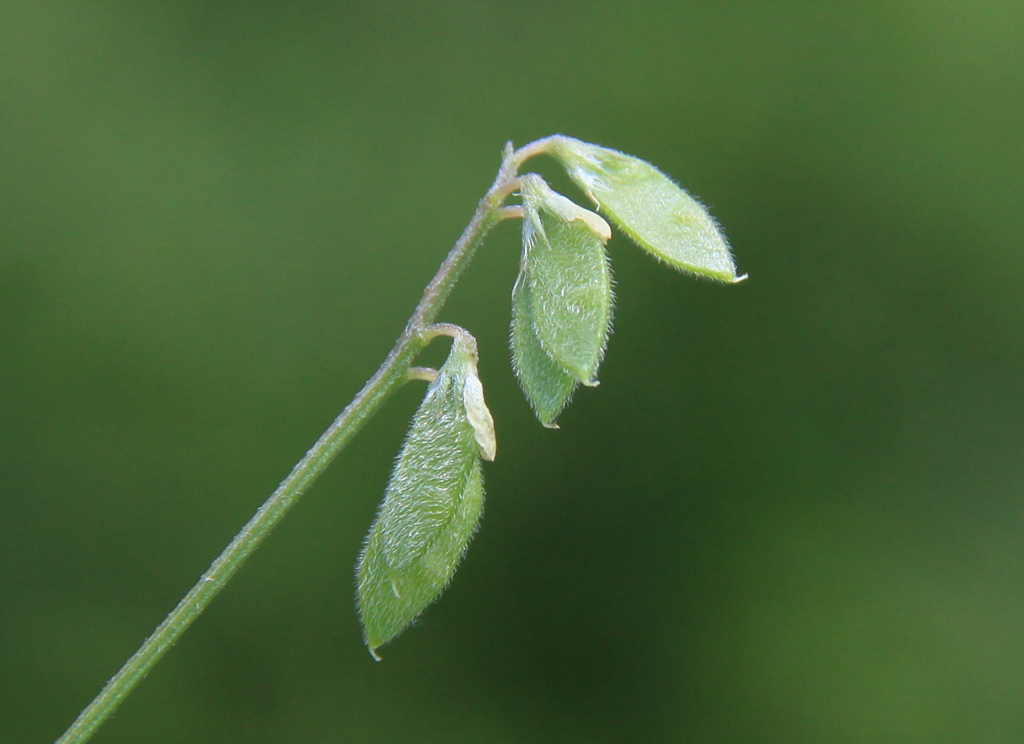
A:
[
  {"xmin": 550, "ymin": 137, "xmax": 742, "ymax": 283},
  {"xmin": 356, "ymin": 336, "xmax": 494, "ymax": 658},
  {"xmin": 511, "ymin": 176, "xmax": 614, "ymax": 426}
]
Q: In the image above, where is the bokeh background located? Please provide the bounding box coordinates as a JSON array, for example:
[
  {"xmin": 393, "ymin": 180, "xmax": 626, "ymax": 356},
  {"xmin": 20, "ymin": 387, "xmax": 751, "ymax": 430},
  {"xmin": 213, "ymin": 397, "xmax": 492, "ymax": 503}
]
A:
[{"xmin": 3, "ymin": 1, "xmax": 1023, "ymax": 742}]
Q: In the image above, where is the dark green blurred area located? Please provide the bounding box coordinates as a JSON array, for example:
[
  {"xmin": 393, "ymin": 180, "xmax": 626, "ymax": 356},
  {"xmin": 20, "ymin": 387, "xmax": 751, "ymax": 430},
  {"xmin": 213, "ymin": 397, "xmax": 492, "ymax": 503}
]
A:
[{"xmin": 3, "ymin": 1, "xmax": 1023, "ymax": 741}]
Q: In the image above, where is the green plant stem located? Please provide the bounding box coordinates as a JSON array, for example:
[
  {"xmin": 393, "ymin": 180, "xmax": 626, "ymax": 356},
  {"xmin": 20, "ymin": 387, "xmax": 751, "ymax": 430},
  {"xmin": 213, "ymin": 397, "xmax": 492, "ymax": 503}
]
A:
[{"xmin": 56, "ymin": 139, "xmax": 549, "ymax": 744}]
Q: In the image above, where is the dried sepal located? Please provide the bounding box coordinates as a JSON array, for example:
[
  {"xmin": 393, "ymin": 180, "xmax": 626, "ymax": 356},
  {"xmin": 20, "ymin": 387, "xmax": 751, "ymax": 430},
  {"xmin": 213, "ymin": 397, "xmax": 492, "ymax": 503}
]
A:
[
  {"xmin": 549, "ymin": 137, "xmax": 742, "ymax": 283},
  {"xmin": 356, "ymin": 335, "xmax": 492, "ymax": 658},
  {"xmin": 462, "ymin": 373, "xmax": 496, "ymax": 461}
]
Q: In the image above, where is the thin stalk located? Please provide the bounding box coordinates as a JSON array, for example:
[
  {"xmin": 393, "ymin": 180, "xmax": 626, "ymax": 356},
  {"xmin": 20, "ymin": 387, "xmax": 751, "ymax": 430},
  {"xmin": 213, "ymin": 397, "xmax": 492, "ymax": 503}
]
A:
[{"xmin": 55, "ymin": 138, "xmax": 554, "ymax": 744}]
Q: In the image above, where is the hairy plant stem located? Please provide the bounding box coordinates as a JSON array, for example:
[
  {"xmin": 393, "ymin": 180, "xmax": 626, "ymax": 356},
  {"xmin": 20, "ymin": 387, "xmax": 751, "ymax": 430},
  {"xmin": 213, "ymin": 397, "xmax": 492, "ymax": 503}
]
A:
[{"xmin": 56, "ymin": 138, "xmax": 552, "ymax": 744}]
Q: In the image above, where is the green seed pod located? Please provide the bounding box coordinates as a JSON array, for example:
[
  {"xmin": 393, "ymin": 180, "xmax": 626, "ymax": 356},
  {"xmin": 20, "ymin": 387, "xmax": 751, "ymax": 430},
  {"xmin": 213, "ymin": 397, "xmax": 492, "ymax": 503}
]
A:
[
  {"xmin": 549, "ymin": 137, "xmax": 742, "ymax": 283},
  {"xmin": 356, "ymin": 336, "xmax": 493, "ymax": 658},
  {"xmin": 510, "ymin": 271, "xmax": 579, "ymax": 428},
  {"xmin": 518, "ymin": 176, "xmax": 613, "ymax": 383}
]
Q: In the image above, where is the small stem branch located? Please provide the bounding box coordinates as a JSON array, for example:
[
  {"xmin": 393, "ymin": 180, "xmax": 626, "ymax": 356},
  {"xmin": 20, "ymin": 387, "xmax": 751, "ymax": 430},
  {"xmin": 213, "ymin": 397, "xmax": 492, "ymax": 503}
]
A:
[
  {"xmin": 55, "ymin": 138, "xmax": 541, "ymax": 744},
  {"xmin": 498, "ymin": 205, "xmax": 524, "ymax": 221},
  {"xmin": 507, "ymin": 135, "xmax": 562, "ymax": 170},
  {"xmin": 423, "ymin": 321, "xmax": 477, "ymax": 348},
  {"xmin": 406, "ymin": 367, "xmax": 438, "ymax": 383}
]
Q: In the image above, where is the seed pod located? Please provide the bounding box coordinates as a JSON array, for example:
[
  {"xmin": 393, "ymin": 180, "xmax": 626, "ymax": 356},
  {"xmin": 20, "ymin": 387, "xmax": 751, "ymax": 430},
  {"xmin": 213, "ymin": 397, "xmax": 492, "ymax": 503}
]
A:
[
  {"xmin": 510, "ymin": 270, "xmax": 578, "ymax": 428},
  {"xmin": 549, "ymin": 137, "xmax": 741, "ymax": 283},
  {"xmin": 518, "ymin": 176, "xmax": 614, "ymax": 387},
  {"xmin": 356, "ymin": 336, "xmax": 493, "ymax": 658},
  {"xmin": 521, "ymin": 178, "xmax": 613, "ymax": 383}
]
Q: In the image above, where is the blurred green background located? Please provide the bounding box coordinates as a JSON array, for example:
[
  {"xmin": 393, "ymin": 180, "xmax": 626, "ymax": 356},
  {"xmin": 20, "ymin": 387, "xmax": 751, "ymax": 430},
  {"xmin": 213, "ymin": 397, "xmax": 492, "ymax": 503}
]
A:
[{"xmin": 3, "ymin": 1, "xmax": 1023, "ymax": 742}]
